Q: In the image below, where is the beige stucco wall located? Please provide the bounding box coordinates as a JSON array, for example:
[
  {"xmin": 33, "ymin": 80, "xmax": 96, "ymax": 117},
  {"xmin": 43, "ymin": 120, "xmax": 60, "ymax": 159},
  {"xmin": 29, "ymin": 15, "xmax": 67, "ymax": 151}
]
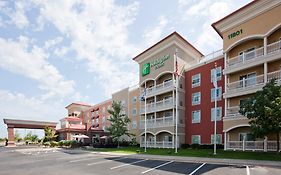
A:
[
  {"xmin": 128, "ymin": 87, "xmax": 141, "ymax": 142},
  {"xmin": 268, "ymin": 28, "xmax": 281, "ymax": 44},
  {"xmin": 223, "ymin": 5, "xmax": 281, "ymax": 50},
  {"xmin": 228, "ymin": 39, "xmax": 263, "ymax": 58},
  {"xmin": 268, "ymin": 59, "xmax": 281, "ymax": 72},
  {"xmin": 112, "ymin": 87, "xmax": 129, "ymax": 115},
  {"xmin": 223, "ymin": 118, "xmax": 249, "ymax": 132},
  {"xmin": 229, "ymin": 94, "xmax": 252, "ymax": 107}
]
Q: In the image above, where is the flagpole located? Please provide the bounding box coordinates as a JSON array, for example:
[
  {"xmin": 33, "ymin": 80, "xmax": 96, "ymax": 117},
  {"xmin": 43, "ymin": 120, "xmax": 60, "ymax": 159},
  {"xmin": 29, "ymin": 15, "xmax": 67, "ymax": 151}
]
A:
[
  {"xmin": 214, "ymin": 62, "xmax": 217, "ymax": 155},
  {"xmin": 175, "ymin": 49, "xmax": 178, "ymax": 154},
  {"xmin": 144, "ymin": 88, "xmax": 147, "ymax": 153}
]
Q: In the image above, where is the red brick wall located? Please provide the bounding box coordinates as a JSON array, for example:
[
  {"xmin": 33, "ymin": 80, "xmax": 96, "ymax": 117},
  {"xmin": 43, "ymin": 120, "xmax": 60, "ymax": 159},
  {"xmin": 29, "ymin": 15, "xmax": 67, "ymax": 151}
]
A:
[{"xmin": 185, "ymin": 57, "xmax": 225, "ymax": 144}]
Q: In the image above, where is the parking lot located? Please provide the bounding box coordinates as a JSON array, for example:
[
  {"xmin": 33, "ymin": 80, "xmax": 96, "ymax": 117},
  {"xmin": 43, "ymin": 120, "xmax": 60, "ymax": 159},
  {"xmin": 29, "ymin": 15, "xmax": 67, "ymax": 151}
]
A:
[{"xmin": 0, "ymin": 147, "xmax": 280, "ymax": 175}]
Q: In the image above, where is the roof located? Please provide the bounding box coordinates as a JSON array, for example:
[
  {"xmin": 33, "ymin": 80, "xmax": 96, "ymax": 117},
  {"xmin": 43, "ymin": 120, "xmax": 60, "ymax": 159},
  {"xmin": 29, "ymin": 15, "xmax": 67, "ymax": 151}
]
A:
[
  {"xmin": 65, "ymin": 102, "xmax": 92, "ymax": 109},
  {"xmin": 132, "ymin": 31, "xmax": 203, "ymax": 61},
  {"xmin": 212, "ymin": 0, "xmax": 258, "ymax": 38}
]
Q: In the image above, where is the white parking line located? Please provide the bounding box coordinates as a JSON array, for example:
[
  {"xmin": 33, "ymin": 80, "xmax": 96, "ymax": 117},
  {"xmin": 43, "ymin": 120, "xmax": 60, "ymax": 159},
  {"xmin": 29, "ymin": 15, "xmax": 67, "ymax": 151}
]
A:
[
  {"xmin": 246, "ymin": 165, "xmax": 250, "ymax": 175},
  {"xmin": 69, "ymin": 157, "xmax": 102, "ymax": 163},
  {"xmin": 87, "ymin": 157, "xmax": 126, "ymax": 166},
  {"xmin": 141, "ymin": 161, "xmax": 174, "ymax": 174},
  {"xmin": 110, "ymin": 159, "xmax": 148, "ymax": 170},
  {"xmin": 189, "ymin": 163, "xmax": 206, "ymax": 175}
]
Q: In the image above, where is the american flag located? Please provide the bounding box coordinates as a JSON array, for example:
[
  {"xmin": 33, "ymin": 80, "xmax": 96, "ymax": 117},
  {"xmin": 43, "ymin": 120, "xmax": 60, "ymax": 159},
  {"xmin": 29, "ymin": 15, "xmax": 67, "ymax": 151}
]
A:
[{"xmin": 174, "ymin": 53, "xmax": 179, "ymax": 77}]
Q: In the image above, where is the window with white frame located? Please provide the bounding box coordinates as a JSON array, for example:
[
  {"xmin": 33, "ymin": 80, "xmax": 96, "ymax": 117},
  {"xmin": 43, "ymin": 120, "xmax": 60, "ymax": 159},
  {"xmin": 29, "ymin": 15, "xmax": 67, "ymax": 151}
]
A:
[
  {"xmin": 192, "ymin": 110, "xmax": 201, "ymax": 123},
  {"xmin": 211, "ymin": 66, "xmax": 222, "ymax": 82},
  {"xmin": 192, "ymin": 73, "xmax": 201, "ymax": 87},
  {"xmin": 211, "ymin": 107, "xmax": 222, "ymax": 121},
  {"xmin": 211, "ymin": 87, "xmax": 222, "ymax": 101},
  {"xmin": 192, "ymin": 92, "xmax": 201, "ymax": 105},
  {"xmin": 95, "ymin": 118, "xmax": 99, "ymax": 124},
  {"xmin": 132, "ymin": 120, "xmax": 137, "ymax": 129},
  {"xmin": 132, "ymin": 108, "xmax": 137, "ymax": 116},
  {"xmin": 211, "ymin": 134, "xmax": 222, "ymax": 144},
  {"xmin": 132, "ymin": 96, "xmax": 137, "ymax": 104},
  {"xmin": 192, "ymin": 135, "xmax": 201, "ymax": 144}
]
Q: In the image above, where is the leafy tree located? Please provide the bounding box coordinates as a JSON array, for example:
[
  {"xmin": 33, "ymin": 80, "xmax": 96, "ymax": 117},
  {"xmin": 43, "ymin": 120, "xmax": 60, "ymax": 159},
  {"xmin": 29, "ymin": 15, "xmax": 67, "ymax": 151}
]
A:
[
  {"xmin": 106, "ymin": 101, "xmax": 131, "ymax": 148},
  {"xmin": 24, "ymin": 132, "xmax": 39, "ymax": 142},
  {"xmin": 239, "ymin": 79, "xmax": 281, "ymax": 152},
  {"xmin": 44, "ymin": 126, "xmax": 57, "ymax": 142},
  {"xmin": 14, "ymin": 130, "xmax": 22, "ymax": 142}
]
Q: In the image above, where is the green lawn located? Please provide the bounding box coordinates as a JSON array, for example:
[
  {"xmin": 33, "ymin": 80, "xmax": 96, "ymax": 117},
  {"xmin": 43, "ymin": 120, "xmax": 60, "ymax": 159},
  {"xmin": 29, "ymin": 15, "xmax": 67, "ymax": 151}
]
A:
[{"xmin": 87, "ymin": 147, "xmax": 281, "ymax": 161}]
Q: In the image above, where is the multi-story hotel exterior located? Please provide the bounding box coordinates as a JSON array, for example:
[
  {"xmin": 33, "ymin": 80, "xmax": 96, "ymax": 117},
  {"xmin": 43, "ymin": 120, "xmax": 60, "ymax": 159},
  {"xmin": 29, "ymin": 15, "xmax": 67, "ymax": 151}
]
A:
[
  {"xmin": 54, "ymin": 1, "xmax": 281, "ymax": 151},
  {"xmin": 212, "ymin": 0, "xmax": 281, "ymax": 151}
]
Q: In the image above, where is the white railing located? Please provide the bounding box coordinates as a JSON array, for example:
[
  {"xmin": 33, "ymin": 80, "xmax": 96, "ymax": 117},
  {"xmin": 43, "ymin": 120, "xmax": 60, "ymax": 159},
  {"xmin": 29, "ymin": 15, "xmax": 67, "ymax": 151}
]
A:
[
  {"xmin": 156, "ymin": 98, "xmax": 173, "ymax": 111},
  {"xmin": 200, "ymin": 49, "xmax": 223, "ymax": 62},
  {"xmin": 140, "ymin": 103, "xmax": 155, "ymax": 114},
  {"xmin": 143, "ymin": 80, "xmax": 175, "ymax": 97},
  {"xmin": 267, "ymin": 40, "xmax": 281, "ymax": 55},
  {"xmin": 140, "ymin": 116, "xmax": 173, "ymax": 129},
  {"xmin": 226, "ymin": 140, "xmax": 280, "ymax": 151},
  {"xmin": 225, "ymin": 106, "xmax": 243, "ymax": 118},
  {"xmin": 267, "ymin": 70, "xmax": 281, "ymax": 83},
  {"xmin": 140, "ymin": 140, "xmax": 174, "ymax": 148},
  {"xmin": 227, "ymin": 47, "xmax": 264, "ymax": 67},
  {"xmin": 227, "ymin": 74, "xmax": 264, "ymax": 92}
]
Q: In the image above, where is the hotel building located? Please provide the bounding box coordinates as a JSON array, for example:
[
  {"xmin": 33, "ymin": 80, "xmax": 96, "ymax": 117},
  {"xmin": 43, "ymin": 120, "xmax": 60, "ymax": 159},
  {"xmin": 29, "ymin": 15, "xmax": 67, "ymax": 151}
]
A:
[
  {"xmin": 212, "ymin": 0, "xmax": 281, "ymax": 151},
  {"xmin": 56, "ymin": 0, "xmax": 281, "ymax": 151}
]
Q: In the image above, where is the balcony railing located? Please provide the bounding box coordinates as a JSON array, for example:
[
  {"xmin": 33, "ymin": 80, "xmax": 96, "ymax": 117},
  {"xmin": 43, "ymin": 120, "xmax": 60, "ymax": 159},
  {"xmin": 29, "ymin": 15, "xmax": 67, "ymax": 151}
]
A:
[
  {"xmin": 140, "ymin": 116, "xmax": 173, "ymax": 129},
  {"xmin": 144, "ymin": 80, "xmax": 174, "ymax": 97},
  {"xmin": 227, "ymin": 74, "xmax": 264, "ymax": 93},
  {"xmin": 140, "ymin": 98, "xmax": 174, "ymax": 114},
  {"xmin": 267, "ymin": 40, "xmax": 281, "ymax": 55},
  {"xmin": 140, "ymin": 140, "xmax": 174, "ymax": 148},
  {"xmin": 267, "ymin": 70, "xmax": 281, "ymax": 83},
  {"xmin": 226, "ymin": 140, "xmax": 280, "ymax": 152},
  {"xmin": 227, "ymin": 47, "xmax": 264, "ymax": 68},
  {"xmin": 225, "ymin": 106, "xmax": 243, "ymax": 118}
]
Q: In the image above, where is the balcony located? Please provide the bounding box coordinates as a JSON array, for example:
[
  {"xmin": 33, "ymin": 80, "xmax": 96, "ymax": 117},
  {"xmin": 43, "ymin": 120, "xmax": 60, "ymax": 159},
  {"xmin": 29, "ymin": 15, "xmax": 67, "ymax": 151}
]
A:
[
  {"xmin": 225, "ymin": 74, "xmax": 265, "ymax": 98},
  {"xmin": 224, "ymin": 106, "xmax": 244, "ymax": 119},
  {"xmin": 225, "ymin": 40, "xmax": 281, "ymax": 73},
  {"xmin": 140, "ymin": 116, "xmax": 173, "ymax": 129},
  {"xmin": 145, "ymin": 80, "xmax": 175, "ymax": 97},
  {"xmin": 140, "ymin": 98, "xmax": 174, "ymax": 114}
]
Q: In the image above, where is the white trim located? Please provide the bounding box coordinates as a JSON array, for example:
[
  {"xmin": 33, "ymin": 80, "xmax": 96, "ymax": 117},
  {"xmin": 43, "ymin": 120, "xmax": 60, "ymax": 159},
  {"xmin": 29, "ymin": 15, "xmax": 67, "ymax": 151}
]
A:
[
  {"xmin": 224, "ymin": 124, "xmax": 250, "ymax": 132},
  {"xmin": 225, "ymin": 35, "xmax": 263, "ymax": 52},
  {"xmin": 264, "ymin": 22, "xmax": 281, "ymax": 36},
  {"xmin": 140, "ymin": 78, "xmax": 155, "ymax": 87},
  {"xmin": 155, "ymin": 71, "xmax": 173, "ymax": 81},
  {"xmin": 139, "ymin": 131, "xmax": 155, "ymax": 136},
  {"xmin": 155, "ymin": 130, "xmax": 174, "ymax": 135}
]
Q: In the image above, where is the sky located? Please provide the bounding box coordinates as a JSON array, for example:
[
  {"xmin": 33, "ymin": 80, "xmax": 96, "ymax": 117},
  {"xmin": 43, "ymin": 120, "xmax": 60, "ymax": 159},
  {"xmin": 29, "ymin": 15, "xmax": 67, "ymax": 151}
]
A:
[{"xmin": 0, "ymin": 0, "xmax": 251, "ymax": 138}]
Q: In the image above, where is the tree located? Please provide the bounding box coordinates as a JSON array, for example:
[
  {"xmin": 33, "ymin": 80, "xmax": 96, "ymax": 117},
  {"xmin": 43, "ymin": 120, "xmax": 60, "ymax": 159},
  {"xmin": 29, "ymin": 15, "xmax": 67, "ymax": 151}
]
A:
[
  {"xmin": 239, "ymin": 79, "xmax": 281, "ymax": 152},
  {"xmin": 106, "ymin": 101, "xmax": 131, "ymax": 148},
  {"xmin": 44, "ymin": 126, "xmax": 57, "ymax": 142},
  {"xmin": 14, "ymin": 130, "xmax": 22, "ymax": 142}
]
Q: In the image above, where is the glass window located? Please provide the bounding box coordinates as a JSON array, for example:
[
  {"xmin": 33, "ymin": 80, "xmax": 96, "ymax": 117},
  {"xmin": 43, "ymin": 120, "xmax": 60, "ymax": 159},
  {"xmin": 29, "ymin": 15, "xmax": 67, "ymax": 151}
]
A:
[
  {"xmin": 211, "ymin": 87, "xmax": 222, "ymax": 101},
  {"xmin": 239, "ymin": 133, "xmax": 254, "ymax": 141},
  {"xmin": 211, "ymin": 134, "xmax": 222, "ymax": 144},
  {"xmin": 211, "ymin": 66, "xmax": 222, "ymax": 82},
  {"xmin": 211, "ymin": 107, "xmax": 222, "ymax": 121},
  {"xmin": 132, "ymin": 108, "xmax": 137, "ymax": 116},
  {"xmin": 95, "ymin": 118, "xmax": 99, "ymax": 123},
  {"xmin": 132, "ymin": 120, "xmax": 137, "ymax": 129},
  {"xmin": 192, "ymin": 110, "xmax": 201, "ymax": 123},
  {"xmin": 102, "ymin": 117, "xmax": 105, "ymax": 123},
  {"xmin": 192, "ymin": 74, "xmax": 201, "ymax": 87},
  {"xmin": 132, "ymin": 96, "xmax": 137, "ymax": 104},
  {"xmin": 192, "ymin": 92, "xmax": 201, "ymax": 105},
  {"xmin": 192, "ymin": 135, "xmax": 201, "ymax": 144}
]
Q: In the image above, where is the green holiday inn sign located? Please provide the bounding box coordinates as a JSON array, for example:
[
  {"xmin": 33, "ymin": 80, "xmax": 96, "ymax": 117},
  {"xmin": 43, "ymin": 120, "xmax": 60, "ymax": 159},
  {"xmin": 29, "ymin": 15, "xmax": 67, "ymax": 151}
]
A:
[{"xmin": 142, "ymin": 54, "xmax": 170, "ymax": 77}]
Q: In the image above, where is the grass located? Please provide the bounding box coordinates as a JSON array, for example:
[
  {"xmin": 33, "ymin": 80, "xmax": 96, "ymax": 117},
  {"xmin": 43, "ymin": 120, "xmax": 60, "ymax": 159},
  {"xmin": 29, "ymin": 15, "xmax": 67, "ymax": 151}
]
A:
[{"xmin": 87, "ymin": 147, "xmax": 281, "ymax": 161}]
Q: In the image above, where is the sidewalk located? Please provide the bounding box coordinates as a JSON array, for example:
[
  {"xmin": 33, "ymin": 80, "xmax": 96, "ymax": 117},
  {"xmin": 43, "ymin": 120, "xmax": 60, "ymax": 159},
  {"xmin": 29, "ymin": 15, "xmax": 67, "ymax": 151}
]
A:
[{"xmin": 91, "ymin": 151, "xmax": 281, "ymax": 168}]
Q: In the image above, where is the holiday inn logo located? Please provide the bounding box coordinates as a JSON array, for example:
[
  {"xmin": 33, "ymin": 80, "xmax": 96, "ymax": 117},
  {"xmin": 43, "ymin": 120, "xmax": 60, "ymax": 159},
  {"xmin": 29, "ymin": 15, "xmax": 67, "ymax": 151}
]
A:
[{"xmin": 142, "ymin": 63, "xmax": 150, "ymax": 77}]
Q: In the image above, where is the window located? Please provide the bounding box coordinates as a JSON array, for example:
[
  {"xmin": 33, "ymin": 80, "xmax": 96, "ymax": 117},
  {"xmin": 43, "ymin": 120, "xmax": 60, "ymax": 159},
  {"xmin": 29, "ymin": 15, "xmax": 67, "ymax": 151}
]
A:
[
  {"xmin": 244, "ymin": 47, "xmax": 256, "ymax": 60},
  {"xmin": 211, "ymin": 107, "xmax": 222, "ymax": 121},
  {"xmin": 164, "ymin": 111, "xmax": 172, "ymax": 117},
  {"xmin": 211, "ymin": 134, "xmax": 222, "ymax": 144},
  {"xmin": 192, "ymin": 110, "xmax": 201, "ymax": 123},
  {"xmin": 239, "ymin": 133, "xmax": 254, "ymax": 141},
  {"xmin": 240, "ymin": 73, "xmax": 256, "ymax": 87},
  {"xmin": 192, "ymin": 74, "xmax": 201, "ymax": 87},
  {"xmin": 95, "ymin": 110, "xmax": 99, "ymax": 115},
  {"xmin": 132, "ymin": 96, "xmax": 137, "ymax": 104},
  {"xmin": 102, "ymin": 117, "xmax": 105, "ymax": 123},
  {"xmin": 121, "ymin": 100, "xmax": 126, "ymax": 107},
  {"xmin": 211, "ymin": 66, "xmax": 222, "ymax": 82},
  {"xmin": 192, "ymin": 92, "xmax": 201, "ymax": 105},
  {"xmin": 211, "ymin": 87, "xmax": 222, "ymax": 101},
  {"xmin": 132, "ymin": 108, "xmax": 137, "ymax": 116},
  {"xmin": 95, "ymin": 118, "xmax": 99, "ymax": 123},
  {"xmin": 192, "ymin": 135, "xmax": 201, "ymax": 144},
  {"xmin": 132, "ymin": 120, "xmax": 137, "ymax": 129}
]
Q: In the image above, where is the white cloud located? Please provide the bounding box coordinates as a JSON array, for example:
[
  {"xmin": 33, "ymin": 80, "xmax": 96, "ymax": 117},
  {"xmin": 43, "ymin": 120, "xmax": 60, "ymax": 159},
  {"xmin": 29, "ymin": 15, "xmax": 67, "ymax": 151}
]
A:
[
  {"xmin": 31, "ymin": 0, "xmax": 140, "ymax": 96},
  {"xmin": 142, "ymin": 16, "xmax": 168, "ymax": 46},
  {"xmin": 0, "ymin": 36, "xmax": 75, "ymax": 99},
  {"xmin": 44, "ymin": 37, "xmax": 63, "ymax": 49}
]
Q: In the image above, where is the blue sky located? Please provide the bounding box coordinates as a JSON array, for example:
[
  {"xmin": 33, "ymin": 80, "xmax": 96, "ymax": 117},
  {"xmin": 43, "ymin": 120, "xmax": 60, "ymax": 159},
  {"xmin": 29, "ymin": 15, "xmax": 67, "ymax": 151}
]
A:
[{"xmin": 0, "ymin": 0, "xmax": 250, "ymax": 138}]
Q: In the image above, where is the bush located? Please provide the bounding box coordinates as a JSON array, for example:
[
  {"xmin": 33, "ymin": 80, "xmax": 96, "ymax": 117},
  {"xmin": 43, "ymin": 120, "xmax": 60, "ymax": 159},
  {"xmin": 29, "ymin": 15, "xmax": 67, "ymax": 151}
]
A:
[
  {"xmin": 58, "ymin": 140, "xmax": 65, "ymax": 147},
  {"xmin": 70, "ymin": 140, "xmax": 79, "ymax": 148},
  {"xmin": 181, "ymin": 144, "xmax": 224, "ymax": 149},
  {"xmin": 43, "ymin": 142, "xmax": 51, "ymax": 147},
  {"xmin": 50, "ymin": 141, "xmax": 58, "ymax": 147},
  {"xmin": 64, "ymin": 140, "xmax": 71, "ymax": 147}
]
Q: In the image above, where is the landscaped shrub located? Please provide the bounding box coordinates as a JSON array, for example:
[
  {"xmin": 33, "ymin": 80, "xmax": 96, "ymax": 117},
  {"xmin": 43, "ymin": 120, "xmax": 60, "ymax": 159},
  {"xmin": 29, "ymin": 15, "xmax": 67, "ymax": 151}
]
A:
[
  {"xmin": 64, "ymin": 140, "xmax": 71, "ymax": 147},
  {"xmin": 43, "ymin": 142, "xmax": 51, "ymax": 147},
  {"xmin": 58, "ymin": 140, "xmax": 65, "ymax": 147},
  {"xmin": 50, "ymin": 141, "xmax": 58, "ymax": 147},
  {"xmin": 70, "ymin": 140, "xmax": 79, "ymax": 148}
]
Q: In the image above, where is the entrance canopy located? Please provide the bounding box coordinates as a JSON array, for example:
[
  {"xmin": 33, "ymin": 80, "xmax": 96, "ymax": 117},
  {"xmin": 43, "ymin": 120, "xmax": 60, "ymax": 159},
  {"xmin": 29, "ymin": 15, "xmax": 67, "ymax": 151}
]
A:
[{"xmin": 3, "ymin": 118, "xmax": 57, "ymax": 146}]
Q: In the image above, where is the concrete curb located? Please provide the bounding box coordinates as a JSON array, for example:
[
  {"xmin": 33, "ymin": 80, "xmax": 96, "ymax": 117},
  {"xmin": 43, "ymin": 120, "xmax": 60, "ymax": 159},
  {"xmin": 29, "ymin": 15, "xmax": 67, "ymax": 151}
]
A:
[{"xmin": 90, "ymin": 151, "xmax": 281, "ymax": 168}]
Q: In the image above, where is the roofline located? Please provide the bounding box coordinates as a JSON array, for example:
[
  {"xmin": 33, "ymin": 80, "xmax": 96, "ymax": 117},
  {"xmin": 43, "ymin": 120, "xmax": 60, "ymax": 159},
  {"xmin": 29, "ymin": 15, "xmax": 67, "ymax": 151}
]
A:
[
  {"xmin": 211, "ymin": 0, "xmax": 258, "ymax": 38},
  {"xmin": 65, "ymin": 102, "xmax": 92, "ymax": 109},
  {"xmin": 132, "ymin": 31, "xmax": 203, "ymax": 61}
]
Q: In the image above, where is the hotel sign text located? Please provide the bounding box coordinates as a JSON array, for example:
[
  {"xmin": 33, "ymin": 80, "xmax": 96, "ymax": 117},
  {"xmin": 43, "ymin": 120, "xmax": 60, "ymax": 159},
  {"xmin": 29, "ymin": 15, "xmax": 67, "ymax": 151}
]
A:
[{"xmin": 141, "ymin": 54, "xmax": 170, "ymax": 77}]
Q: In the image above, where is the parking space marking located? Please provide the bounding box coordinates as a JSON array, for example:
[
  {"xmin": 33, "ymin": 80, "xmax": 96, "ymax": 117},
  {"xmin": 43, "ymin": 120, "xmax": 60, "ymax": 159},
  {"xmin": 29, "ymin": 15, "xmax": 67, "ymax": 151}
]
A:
[
  {"xmin": 189, "ymin": 163, "xmax": 206, "ymax": 175},
  {"xmin": 246, "ymin": 165, "xmax": 250, "ymax": 175},
  {"xmin": 69, "ymin": 156, "xmax": 104, "ymax": 163},
  {"xmin": 87, "ymin": 157, "xmax": 127, "ymax": 166},
  {"xmin": 141, "ymin": 161, "xmax": 174, "ymax": 174},
  {"xmin": 110, "ymin": 159, "xmax": 148, "ymax": 170}
]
